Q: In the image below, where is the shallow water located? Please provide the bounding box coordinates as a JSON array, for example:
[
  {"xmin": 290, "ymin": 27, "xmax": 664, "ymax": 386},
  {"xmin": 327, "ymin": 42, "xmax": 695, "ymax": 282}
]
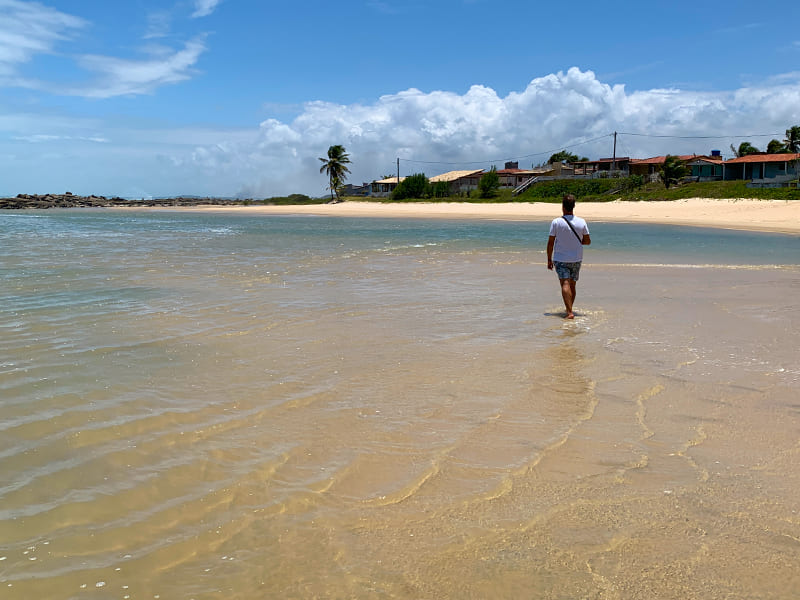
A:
[{"xmin": 1, "ymin": 210, "xmax": 798, "ymax": 598}]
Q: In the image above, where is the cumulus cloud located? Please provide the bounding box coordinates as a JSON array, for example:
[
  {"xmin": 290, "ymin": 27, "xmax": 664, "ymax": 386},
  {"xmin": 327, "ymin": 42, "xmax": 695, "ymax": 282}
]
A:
[
  {"xmin": 192, "ymin": 0, "xmax": 221, "ymax": 18},
  {"xmin": 183, "ymin": 67, "xmax": 800, "ymax": 198},
  {"xmin": 0, "ymin": 0, "xmax": 86, "ymax": 77}
]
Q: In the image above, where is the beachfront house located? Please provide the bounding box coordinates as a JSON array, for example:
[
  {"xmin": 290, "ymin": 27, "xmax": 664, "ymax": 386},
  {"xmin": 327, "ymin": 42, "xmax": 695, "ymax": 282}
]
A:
[
  {"xmin": 722, "ymin": 153, "xmax": 800, "ymax": 187},
  {"xmin": 497, "ymin": 167, "xmax": 536, "ymax": 189},
  {"xmin": 571, "ymin": 157, "xmax": 630, "ymax": 177},
  {"xmin": 429, "ymin": 169, "xmax": 484, "ymax": 195},
  {"xmin": 629, "ymin": 156, "xmax": 668, "ymax": 180},
  {"xmin": 687, "ymin": 156, "xmax": 724, "ymax": 181},
  {"xmin": 342, "ymin": 182, "xmax": 371, "ymax": 197},
  {"xmin": 629, "ymin": 154, "xmax": 722, "ymax": 182},
  {"xmin": 371, "ymin": 176, "xmax": 406, "ymax": 198},
  {"xmin": 499, "ymin": 162, "xmax": 575, "ymax": 187}
]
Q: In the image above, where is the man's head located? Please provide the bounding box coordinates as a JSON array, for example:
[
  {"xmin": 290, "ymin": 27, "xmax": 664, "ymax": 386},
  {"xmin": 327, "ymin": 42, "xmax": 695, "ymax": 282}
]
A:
[{"xmin": 562, "ymin": 194, "xmax": 576, "ymax": 214}]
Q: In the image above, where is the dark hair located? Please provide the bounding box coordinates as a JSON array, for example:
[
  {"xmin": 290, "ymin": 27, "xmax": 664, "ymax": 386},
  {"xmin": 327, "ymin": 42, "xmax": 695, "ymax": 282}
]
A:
[{"xmin": 562, "ymin": 194, "xmax": 575, "ymax": 212}]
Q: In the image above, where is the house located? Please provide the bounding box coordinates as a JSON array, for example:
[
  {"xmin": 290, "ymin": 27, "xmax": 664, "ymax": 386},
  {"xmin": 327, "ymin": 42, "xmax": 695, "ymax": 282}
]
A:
[
  {"xmin": 630, "ymin": 154, "xmax": 723, "ymax": 181},
  {"xmin": 496, "ymin": 168, "xmax": 540, "ymax": 189},
  {"xmin": 370, "ymin": 176, "xmax": 406, "ymax": 197},
  {"xmin": 341, "ymin": 182, "xmax": 371, "ymax": 197},
  {"xmin": 501, "ymin": 163, "xmax": 576, "ymax": 195},
  {"xmin": 723, "ymin": 153, "xmax": 800, "ymax": 187},
  {"xmin": 429, "ymin": 169, "xmax": 484, "ymax": 195},
  {"xmin": 687, "ymin": 157, "xmax": 724, "ymax": 181},
  {"xmin": 572, "ymin": 157, "xmax": 630, "ymax": 176},
  {"xmin": 491, "ymin": 160, "xmax": 570, "ymax": 189}
]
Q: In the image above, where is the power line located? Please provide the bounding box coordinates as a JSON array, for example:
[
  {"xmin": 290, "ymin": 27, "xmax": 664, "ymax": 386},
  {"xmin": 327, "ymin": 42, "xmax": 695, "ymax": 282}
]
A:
[
  {"xmin": 400, "ymin": 133, "xmax": 613, "ymax": 166},
  {"xmin": 618, "ymin": 131, "xmax": 783, "ymax": 139},
  {"xmin": 396, "ymin": 130, "xmax": 788, "ymax": 170}
]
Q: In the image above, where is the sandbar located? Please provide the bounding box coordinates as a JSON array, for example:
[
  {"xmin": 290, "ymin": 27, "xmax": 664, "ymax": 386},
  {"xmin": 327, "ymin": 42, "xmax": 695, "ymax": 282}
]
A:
[{"xmin": 134, "ymin": 198, "xmax": 800, "ymax": 234}]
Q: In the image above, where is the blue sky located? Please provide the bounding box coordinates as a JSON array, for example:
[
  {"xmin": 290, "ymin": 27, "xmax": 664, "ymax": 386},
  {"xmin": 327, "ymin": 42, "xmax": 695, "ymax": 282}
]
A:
[{"xmin": 1, "ymin": 0, "xmax": 799, "ymax": 198}]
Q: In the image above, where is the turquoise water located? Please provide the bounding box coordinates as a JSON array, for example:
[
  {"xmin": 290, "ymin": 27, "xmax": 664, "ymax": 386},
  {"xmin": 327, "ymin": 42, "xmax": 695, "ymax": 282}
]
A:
[
  {"xmin": 3, "ymin": 209, "xmax": 797, "ymax": 264},
  {"xmin": 1, "ymin": 209, "xmax": 799, "ymax": 599}
]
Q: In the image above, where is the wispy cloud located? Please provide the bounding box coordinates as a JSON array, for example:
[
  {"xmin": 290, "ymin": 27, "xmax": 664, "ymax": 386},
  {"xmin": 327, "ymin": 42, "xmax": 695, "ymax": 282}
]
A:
[
  {"xmin": 714, "ymin": 22, "xmax": 763, "ymax": 35},
  {"xmin": 0, "ymin": 2, "xmax": 208, "ymax": 97},
  {"xmin": 69, "ymin": 36, "xmax": 208, "ymax": 98},
  {"xmin": 144, "ymin": 11, "xmax": 172, "ymax": 39},
  {"xmin": 0, "ymin": 0, "xmax": 86, "ymax": 75},
  {"xmin": 601, "ymin": 61, "xmax": 664, "ymax": 84},
  {"xmin": 192, "ymin": 0, "xmax": 221, "ymax": 18},
  {"xmin": 12, "ymin": 134, "xmax": 108, "ymax": 143}
]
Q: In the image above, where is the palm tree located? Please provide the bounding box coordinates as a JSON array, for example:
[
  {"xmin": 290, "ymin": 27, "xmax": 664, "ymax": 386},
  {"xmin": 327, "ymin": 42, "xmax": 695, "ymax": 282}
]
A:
[
  {"xmin": 730, "ymin": 141, "xmax": 760, "ymax": 158},
  {"xmin": 767, "ymin": 139, "xmax": 787, "ymax": 154},
  {"xmin": 319, "ymin": 144, "xmax": 351, "ymax": 203},
  {"xmin": 660, "ymin": 155, "xmax": 688, "ymax": 189},
  {"xmin": 783, "ymin": 126, "xmax": 800, "ymax": 153}
]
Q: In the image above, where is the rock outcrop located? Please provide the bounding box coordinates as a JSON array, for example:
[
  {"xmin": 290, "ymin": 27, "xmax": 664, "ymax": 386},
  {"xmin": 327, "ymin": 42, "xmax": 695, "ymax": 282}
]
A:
[{"xmin": 0, "ymin": 193, "xmax": 251, "ymax": 209}]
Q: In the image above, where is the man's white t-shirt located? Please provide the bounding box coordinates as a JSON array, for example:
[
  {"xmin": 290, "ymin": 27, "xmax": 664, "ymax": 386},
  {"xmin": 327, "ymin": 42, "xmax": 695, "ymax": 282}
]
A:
[{"xmin": 549, "ymin": 215, "xmax": 589, "ymax": 263}]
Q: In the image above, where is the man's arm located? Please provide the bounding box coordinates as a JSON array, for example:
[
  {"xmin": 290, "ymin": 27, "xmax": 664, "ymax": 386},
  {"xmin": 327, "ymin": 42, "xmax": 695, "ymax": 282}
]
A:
[
  {"xmin": 546, "ymin": 235, "xmax": 555, "ymax": 270},
  {"xmin": 582, "ymin": 234, "xmax": 591, "ymax": 246}
]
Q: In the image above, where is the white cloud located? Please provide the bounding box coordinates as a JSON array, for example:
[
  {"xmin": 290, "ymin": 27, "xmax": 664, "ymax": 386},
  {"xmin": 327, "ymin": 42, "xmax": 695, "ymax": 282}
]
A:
[
  {"xmin": 64, "ymin": 36, "xmax": 207, "ymax": 98},
  {"xmin": 0, "ymin": 0, "xmax": 85, "ymax": 76},
  {"xmin": 181, "ymin": 67, "xmax": 800, "ymax": 198},
  {"xmin": 0, "ymin": 2, "xmax": 207, "ymax": 98},
  {"xmin": 144, "ymin": 11, "xmax": 171, "ymax": 39},
  {"xmin": 192, "ymin": 0, "xmax": 221, "ymax": 18},
  {"xmin": 3, "ymin": 67, "xmax": 798, "ymax": 199},
  {"xmin": 12, "ymin": 133, "xmax": 108, "ymax": 143}
]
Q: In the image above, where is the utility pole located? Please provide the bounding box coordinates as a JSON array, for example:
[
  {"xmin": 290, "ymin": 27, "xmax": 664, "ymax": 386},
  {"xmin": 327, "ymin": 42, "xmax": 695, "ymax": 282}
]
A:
[
  {"xmin": 612, "ymin": 131, "xmax": 617, "ymax": 173},
  {"xmin": 397, "ymin": 158, "xmax": 400, "ymax": 186}
]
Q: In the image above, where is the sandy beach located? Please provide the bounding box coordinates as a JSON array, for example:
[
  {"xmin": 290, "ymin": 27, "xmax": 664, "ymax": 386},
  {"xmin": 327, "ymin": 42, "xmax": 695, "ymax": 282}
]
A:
[{"xmin": 172, "ymin": 198, "xmax": 800, "ymax": 234}]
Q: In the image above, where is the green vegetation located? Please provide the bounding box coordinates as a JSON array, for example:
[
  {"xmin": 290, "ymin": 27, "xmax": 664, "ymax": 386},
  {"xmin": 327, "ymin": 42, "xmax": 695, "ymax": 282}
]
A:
[
  {"xmin": 318, "ymin": 144, "xmax": 351, "ymax": 203},
  {"xmin": 729, "ymin": 124, "xmax": 800, "ymax": 156},
  {"xmin": 338, "ymin": 179, "xmax": 799, "ymax": 204},
  {"xmin": 390, "ymin": 173, "xmax": 456, "ymax": 199},
  {"xmin": 392, "ymin": 173, "xmax": 432, "ymax": 199},
  {"xmin": 767, "ymin": 139, "xmax": 786, "ymax": 153},
  {"xmin": 548, "ymin": 150, "xmax": 588, "ymax": 164},
  {"xmin": 259, "ymin": 194, "xmax": 324, "ymax": 205},
  {"xmin": 784, "ymin": 126, "xmax": 800, "ymax": 153},
  {"xmin": 431, "ymin": 180, "xmax": 451, "ymax": 198},
  {"xmin": 586, "ymin": 179, "xmax": 799, "ymax": 201},
  {"xmin": 661, "ymin": 155, "xmax": 689, "ymax": 189},
  {"xmin": 518, "ymin": 177, "xmax": 634, "ymax": 201},
  {"xmin": 730, "ymin": 141, "xmax": 760, "ymax": 157},
  {"xmin": 478, "ymin": 166, "xmax": 500, "ymax": 198}
]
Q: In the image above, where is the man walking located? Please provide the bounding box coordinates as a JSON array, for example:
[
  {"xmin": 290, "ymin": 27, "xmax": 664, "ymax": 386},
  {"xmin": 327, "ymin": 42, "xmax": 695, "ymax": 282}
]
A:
[{"xmin": 546, "ymin": 194, "xmax": 591, "ymax": 319}]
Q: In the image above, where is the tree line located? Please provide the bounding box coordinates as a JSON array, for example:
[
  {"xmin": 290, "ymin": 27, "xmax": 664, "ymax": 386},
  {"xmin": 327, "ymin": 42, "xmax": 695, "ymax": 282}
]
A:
[
  {"xmin": 731, "ymin": 126, "xmax": 800, "ymax": 157},
  {"xmin": 319, "ymin": 125, "xmax": 799, "ymax": 200}
]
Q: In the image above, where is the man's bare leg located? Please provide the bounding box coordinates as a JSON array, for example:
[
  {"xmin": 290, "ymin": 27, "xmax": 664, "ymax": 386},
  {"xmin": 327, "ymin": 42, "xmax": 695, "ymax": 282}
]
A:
[{"xmin": 560, "ymin": 278, "xmax": 575, "ymax": 319}]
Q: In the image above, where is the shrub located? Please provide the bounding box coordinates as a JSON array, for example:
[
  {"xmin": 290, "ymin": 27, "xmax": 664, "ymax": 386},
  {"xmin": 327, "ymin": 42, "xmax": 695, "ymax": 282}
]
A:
[
  {"xmin": 392, "ymin": 173, "xmax": 431, "ymax": 200},
  {"xmin": 431, "ymin": 181, "xmax": 450, "ymax": 198},
  {"xmin": 478, "ymin": 166, "xmax": 500, "ymax": 198}
]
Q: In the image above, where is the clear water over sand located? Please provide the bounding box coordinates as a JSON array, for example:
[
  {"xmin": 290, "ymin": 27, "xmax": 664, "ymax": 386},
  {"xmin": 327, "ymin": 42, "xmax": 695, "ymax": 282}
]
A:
[{"xmin": 1, "ymin": 210, "xmax": 798, "ymax": 598}]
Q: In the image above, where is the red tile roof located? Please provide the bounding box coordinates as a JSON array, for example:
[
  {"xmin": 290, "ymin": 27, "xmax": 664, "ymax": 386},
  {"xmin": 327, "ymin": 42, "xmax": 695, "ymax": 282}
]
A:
[
  {"xmin": 724, "ymin": 153, "xmax": 800, "ymax": 164},
  {"xmin": 630, "ymin": 154, "xmax": 716, "ymax": 165},
  {"xmin": 630, "ymin": 156, "xmax": 667, "ymax": 165},
  {"xmin": 572, "ymin": 157, "xmax": 630, "ymax": 164}
]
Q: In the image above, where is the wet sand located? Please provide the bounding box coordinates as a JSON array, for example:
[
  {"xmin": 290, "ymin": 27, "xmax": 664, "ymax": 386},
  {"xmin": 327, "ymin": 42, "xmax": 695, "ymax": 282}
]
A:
[
  {"xmin": 1, "ymin": 210, "xmax": 797, "ymax": 599},
  {"xmin": 173, "ymin": 198, "xmax": 800, "ymax": 234}
]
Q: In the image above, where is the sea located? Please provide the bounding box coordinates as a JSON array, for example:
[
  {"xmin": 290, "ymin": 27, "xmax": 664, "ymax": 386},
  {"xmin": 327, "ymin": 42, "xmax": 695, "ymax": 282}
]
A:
[{"xmin": 1, "ymin": 208, "xmax": 799, "ymax": 599}]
